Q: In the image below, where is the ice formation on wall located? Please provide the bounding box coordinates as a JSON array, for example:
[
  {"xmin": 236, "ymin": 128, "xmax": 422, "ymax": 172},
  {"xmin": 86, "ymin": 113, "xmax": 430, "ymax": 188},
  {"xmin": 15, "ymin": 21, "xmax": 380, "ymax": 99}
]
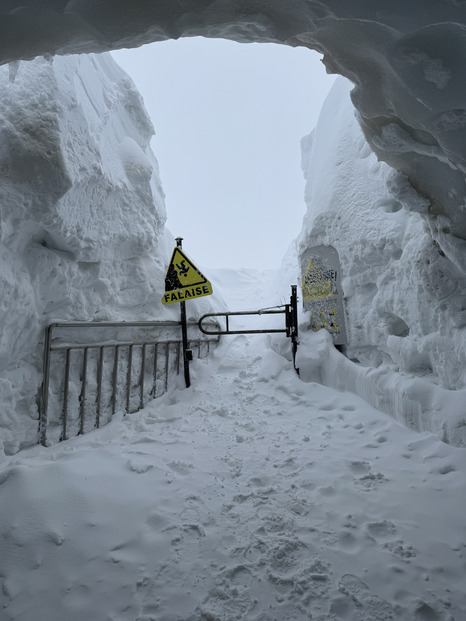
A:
[
  {"xmin": 0, "ymin": 53, "xmax": 176, "ymax": 453},
  {"xmin": 1, "ymin": 1, "xmax": 465, "ymax": 240}
]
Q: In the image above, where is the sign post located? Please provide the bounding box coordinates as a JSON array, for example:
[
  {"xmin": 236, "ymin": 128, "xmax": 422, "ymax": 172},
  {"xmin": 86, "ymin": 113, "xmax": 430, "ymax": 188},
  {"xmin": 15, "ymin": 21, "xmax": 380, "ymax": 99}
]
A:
[
  {"xmin": 176, "ymin": 239, "xmax": 191, "ymax": 388},
  {"xmin": 162, "ymin": 238, "xmax": 213, "ymax": 388}
]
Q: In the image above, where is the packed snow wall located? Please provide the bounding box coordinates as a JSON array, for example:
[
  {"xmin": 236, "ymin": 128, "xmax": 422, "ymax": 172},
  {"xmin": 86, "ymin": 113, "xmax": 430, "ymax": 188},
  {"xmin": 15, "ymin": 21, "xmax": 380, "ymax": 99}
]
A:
[
  {"xmin": 298, "ymin": 78, "xmax": 466, "ymax": 444},
  {"xmin": 0, "ymin": 53, "xmax": 182, "ymax": 454}
]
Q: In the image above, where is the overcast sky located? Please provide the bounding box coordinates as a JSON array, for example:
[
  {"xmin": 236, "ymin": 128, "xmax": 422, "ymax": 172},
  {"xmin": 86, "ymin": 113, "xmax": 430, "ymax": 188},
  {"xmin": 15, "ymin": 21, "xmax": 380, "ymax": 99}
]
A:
[{"xmin": 112, "ymin": 38, "xmax": 336, "ymax": 270}]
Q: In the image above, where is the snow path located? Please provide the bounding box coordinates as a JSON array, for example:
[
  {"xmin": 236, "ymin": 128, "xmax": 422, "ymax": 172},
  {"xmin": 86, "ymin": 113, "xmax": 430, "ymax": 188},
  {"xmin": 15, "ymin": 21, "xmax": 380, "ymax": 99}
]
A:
[{"xmin": 1, "ymin": 272, "xmax": 465, "ymax": 620}]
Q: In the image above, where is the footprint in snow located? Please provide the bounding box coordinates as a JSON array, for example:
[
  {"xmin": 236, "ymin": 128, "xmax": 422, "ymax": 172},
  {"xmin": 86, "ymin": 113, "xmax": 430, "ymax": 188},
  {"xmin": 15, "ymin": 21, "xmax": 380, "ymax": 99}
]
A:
[
  {"xmin": 180, "ymin": 504, "xmax": 200, "ymax": 523},
  {"xmin": 195, "ymin": 562, "xmax": 256, "ymax": 620},
  {"xmin": 364, "ymin": 521, "xmax": 417, "ymax": 562},
  {"xmin": 321, "ymin": 529, "xmax": 360, "ymax": 553},
  {"xmin": 413, "ymin": 600, "xmax": 450, "ymax": 620},
  {"xmin": 255, "ymin": 509, "xmax": 295, "ymax": 534},
  {"xmin": 365, "ymin": 520, "xmax": 397, "ymax": 541},
  {"xmin": 248, "ymin": 475, "xmax": 272, "ymax": 488},
  {"xmin": 337, "ymin": 573, "xmax": 394, "ymax": 620},
  {"xmin": 349, "ymin": 460, "xmax": 371, "ymax": 475},
  {"xmin": 355, "ymin": 471, "xmax": 389, "ymax": 490},
  {"xmin": 267, "ymin": 545, "xmax": 333, "ymax": 609},
  {"xmin": 383, "ymin": 539, "xmax": 417, "ymax": 560},
  {"xmin": 126, "ymin": 458, "xmax": 154, "ymax": 474},
  {"xmin": 349, "ymin": 461, "xmax": 389, "ymax": 490},
  {"xmin": 167, "ymin": 460, "xmax": 193, "ymax": 476}
]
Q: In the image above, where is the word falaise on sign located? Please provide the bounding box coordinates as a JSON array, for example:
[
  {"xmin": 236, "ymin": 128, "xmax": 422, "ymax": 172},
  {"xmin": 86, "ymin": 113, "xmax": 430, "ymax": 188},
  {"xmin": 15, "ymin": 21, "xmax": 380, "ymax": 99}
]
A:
[{"xmin": 161, "ymin": 247, "xmax": 213, "ymax": 305}]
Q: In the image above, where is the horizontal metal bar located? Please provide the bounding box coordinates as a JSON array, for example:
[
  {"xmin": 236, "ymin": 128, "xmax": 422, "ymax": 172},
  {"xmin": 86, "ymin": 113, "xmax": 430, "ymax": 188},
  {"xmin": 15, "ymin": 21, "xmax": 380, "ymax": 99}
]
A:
[
  {"xmin": 203, "ymin": 328, "xmax": 287, "ymax": 335},
  {"xmin": 211, "ymin": 309, "xmax": 286, "ymax": 317},
  {"xmin": 50, "ymin": 339, "xmax": 212, "ymax": 351},
  {"xmin": 46, "ymin": 319, "xmax": 218, "ymax": 338},
  {"xmin": 47, "ymin": 320, "xmax": 182, "ymax": 330},
  {"xmin": 198, "ymin": 310, "xmax": 287, "ymax": 335}
]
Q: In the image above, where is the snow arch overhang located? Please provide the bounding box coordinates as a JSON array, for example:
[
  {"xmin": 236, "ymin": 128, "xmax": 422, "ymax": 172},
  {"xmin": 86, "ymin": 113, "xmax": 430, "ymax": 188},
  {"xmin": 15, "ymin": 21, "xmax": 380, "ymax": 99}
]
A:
[{"xmin": 2, "ymin": 0, "xmax": 466, "ymax": 238}]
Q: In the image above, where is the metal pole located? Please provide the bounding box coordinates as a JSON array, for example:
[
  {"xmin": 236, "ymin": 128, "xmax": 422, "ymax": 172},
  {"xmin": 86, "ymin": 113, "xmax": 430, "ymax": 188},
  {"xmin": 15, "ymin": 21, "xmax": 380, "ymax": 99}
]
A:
[
  {"xmin": 176, "ymin": 237, "xmax": 191, "ymax": 388},
  {"xmin": 61, "ymin": 348, "xmax": 71, "ymax": 442},
  {"xmin": 290, "ymin": 285, "xmax": 299, "ymax": 375},
  {"xmin": 39, "ymin": 323, "xmax": 55, "ymax": 446},
  {"xmin": 79, "ymin": 347, "xmax": 88, "ymax": 435},
  {"xmin": 126, "ymin": 344, "xmax": 133, "ymax": 414}
]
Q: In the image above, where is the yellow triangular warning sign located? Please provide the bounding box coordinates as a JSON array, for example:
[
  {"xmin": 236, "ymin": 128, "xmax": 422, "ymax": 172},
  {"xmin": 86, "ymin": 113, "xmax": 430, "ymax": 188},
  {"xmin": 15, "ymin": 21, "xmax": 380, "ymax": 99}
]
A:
[{"xmin": 162, "ymin": 247, "xmax": 213, "ymax": 305}]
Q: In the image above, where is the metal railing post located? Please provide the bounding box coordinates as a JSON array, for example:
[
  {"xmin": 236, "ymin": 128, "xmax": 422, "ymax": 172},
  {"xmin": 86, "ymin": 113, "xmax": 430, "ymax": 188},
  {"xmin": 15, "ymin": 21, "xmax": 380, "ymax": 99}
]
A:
[
  {"xmin": 39, "ymin": 323, "xmax": 55, "ymax": 446},
  {"xmin": 126, "ymin": 344, "xmax": 133, "ymax": 415},
  {"xmin": 79, "ymin": 347, "xmax": 88, "ymax": 435},
  {"xmin": 139, "ymin": 344, "xmax": 146, "ymax": 410},
  {"xmin": 111, "ymin": 345, "xmax": 119, "ymax": 416},
  {"xmin": 96, "ymin": 346, "xmax": 104, "ymax": 428},
  {"xmin": 61, "ymin": 348, "xmax": 71, "ymax": 441},
  {"xmin": 152, "ymin": 343, "xmax": 158, "ymax": 397}
]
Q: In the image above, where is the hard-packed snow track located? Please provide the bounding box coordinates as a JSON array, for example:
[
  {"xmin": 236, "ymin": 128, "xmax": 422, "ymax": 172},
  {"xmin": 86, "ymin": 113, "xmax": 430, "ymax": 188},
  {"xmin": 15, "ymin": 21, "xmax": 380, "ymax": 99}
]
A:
[{"xmin": 0, "ymin": 329, "xmax": 465, "ymax": 620}]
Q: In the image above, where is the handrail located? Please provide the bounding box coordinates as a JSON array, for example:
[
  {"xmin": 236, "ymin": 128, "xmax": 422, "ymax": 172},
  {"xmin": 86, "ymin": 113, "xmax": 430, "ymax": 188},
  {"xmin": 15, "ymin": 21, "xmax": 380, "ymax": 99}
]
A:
[
  {"xmin": 198, "ymin": 285, "xmax": 299, "ymax": 374},
  {"xmin": 39, "ymin": 319, "xmax": 220, "ymax": 446},
  {"xmin": 44, "ymin": 320, "xmax": 182, "ymax": 329},
  {"xmin": 198, "ymin": 308, "xmax": 288, "ymax": 335}
]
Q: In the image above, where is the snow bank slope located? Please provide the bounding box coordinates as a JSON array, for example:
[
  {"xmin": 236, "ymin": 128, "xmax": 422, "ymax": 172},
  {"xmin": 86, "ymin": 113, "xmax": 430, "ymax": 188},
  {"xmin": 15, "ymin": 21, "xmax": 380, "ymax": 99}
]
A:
[
  {"xmin": 298, "ymin": 78, "xmax": 466, "ymax": 445},
  {"xmin": 0, "ymin": 54, "xmax": 177, "ymax": 454}
]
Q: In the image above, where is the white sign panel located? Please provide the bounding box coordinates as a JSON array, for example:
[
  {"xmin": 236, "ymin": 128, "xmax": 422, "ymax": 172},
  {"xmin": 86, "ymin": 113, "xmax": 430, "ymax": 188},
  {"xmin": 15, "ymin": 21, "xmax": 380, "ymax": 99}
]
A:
[{"xmin": 301, "ymin": 245, "xmax": 347, "ymax": 346}]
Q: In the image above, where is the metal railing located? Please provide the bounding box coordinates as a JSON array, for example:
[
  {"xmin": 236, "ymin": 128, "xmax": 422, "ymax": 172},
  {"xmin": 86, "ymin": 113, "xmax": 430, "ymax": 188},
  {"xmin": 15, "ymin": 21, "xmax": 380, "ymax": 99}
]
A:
[
  {"xmin": 39, "ymin": 320, "xmax": 219, "ymax": 446},
  {"xmin": 198, "ymin": 285, "xmax": 299, "ymax": 373}
]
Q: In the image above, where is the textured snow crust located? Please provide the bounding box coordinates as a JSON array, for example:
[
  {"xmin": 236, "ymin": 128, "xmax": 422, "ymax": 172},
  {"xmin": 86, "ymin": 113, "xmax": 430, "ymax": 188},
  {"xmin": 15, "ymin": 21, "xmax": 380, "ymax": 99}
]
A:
[
  {"xmin": 298, "ymin": 79, "xmax": 466, "ymax": 446},
  {"xmin": 1, "ymin": 0, "xmax": 466, "ymax": 240}
]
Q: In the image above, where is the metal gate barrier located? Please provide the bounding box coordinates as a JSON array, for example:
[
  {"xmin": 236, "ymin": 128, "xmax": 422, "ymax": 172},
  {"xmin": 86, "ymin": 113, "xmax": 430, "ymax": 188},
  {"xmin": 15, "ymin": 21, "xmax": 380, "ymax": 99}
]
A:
[
  {"xmin": 39, "ymin": 319, "xmax": 219, "ymax": 446},
  {"xmin": 198, "ymin": 285, "xmax": 299, "ymax": 373}
]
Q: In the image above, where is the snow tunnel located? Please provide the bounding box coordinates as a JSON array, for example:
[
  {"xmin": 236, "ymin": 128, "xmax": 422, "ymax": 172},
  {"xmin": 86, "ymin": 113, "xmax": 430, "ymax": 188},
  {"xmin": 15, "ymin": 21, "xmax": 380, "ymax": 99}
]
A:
[
  {"xmin": 1, "ymin": 0, "xmax": 466, "ymax": 452},
  {"xmin": 1, "ymin": 0, "xmax": 465, "ymax": 237}
]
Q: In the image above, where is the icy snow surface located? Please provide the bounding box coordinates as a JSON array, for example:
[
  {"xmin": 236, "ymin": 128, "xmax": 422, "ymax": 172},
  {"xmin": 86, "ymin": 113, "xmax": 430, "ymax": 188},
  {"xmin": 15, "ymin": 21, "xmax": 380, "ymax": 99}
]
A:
[{"xmin": 1, "ymin": 271, "xmax": 465, "ymax": 621}]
